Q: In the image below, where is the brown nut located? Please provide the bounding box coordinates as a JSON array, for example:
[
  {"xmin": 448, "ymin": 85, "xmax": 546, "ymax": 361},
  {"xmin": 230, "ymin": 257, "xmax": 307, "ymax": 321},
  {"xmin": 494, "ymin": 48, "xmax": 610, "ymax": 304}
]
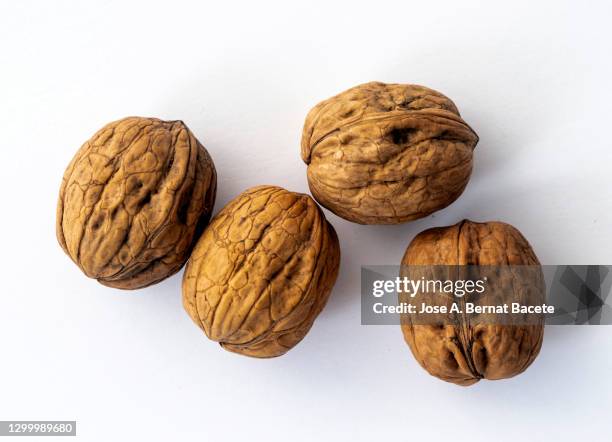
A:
[
  {"xmin": 182, "ymin": 185, "xmax": 340, "ymax": 358},
  {"xmin": 56, "ymin": 117, "xmax": 217, "ymax": 289},
  {"xmin": 301, "ymin": 82, "xmax": 479, "ymax": 224},
  {"xmin": 400, "ymin": 220, "xmax": 544, "ymax": 386}
]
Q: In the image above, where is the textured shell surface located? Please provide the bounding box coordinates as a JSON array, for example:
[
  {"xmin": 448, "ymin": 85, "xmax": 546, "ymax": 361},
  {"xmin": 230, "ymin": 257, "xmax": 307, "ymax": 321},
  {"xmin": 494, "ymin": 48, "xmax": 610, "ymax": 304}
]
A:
[
  {"xmin": 400, "ymin": 220, "xmax": 545, "ymax": 386},
  {"xmin": 182, "ymin": 185, "xmax": 340, "ymax": 358},
  {"xmin": 301, "ymin": 82, "xmax": 479, "ymax": 224},
  {"xmin": 56, "ymin": 116, "xmax": 217, "ymax": 289}
]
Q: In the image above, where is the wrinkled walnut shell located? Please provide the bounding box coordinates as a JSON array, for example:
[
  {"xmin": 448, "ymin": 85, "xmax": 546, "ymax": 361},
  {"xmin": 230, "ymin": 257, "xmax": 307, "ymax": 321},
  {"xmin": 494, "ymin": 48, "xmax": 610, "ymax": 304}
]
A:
[
  {"xmin": 56, "ymin": 117, "xmax": 217, "ymax": 289},
  {"xmin": 400, "ymin": 220, "xmax": 544, "ymax": 386},
  {"xmin": 301, "ymin": 82, "xmax": 479, "ymax": 224},
  {"xmin": 182, "ymin": 185, "xmax": 340, "ymax": 358}
]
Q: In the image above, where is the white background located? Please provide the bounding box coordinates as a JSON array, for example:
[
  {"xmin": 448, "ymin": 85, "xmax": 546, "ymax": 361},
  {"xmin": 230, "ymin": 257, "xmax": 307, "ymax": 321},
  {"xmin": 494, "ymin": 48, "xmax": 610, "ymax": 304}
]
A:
[{"xmin": 1, "ymin": 1, "xmax": 611, "ymax": 441}]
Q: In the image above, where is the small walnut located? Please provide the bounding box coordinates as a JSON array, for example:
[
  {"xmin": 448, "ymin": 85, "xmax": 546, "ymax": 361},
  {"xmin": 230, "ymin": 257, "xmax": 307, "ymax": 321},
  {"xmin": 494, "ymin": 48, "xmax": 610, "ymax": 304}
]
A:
[
  {"xmin": 400, "ymin": 220, "xmax": 544, "ymax": 386},
  {"xmin": 301, "ymin": 82, "xmax": 479, "ymax": 224},
  {"xmin": 56, "ymin": 117, "xmax": 217, "ymax": 289},
  {"xmin": 182, "ymin": 185, "xmax": 340, "ymax": 358}
]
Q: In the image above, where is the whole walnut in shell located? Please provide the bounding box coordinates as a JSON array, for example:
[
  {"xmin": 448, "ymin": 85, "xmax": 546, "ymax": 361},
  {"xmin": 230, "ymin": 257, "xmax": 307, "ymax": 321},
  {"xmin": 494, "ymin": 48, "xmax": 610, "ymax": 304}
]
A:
[
  {"xmin": 182, "ymin": 185, "xmax": 340, "ymax": 358},
  {"xmin": 56, "ymin": 117, "xmax": 217, "ymax": 289},
  {"xmin": 400, "ymin": 220, "xmax": 544, "ymax": 386},
  {"xmin": 301, "ymin": 82, "xmax": 479, "ymax": 224}
]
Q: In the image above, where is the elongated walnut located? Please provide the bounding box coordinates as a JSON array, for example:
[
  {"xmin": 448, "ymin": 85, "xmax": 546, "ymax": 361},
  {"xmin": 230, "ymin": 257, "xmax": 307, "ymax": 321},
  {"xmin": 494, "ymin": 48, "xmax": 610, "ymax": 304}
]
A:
[
  {"xmin": 56, "ymin": 117, "xmax": 217, "ymax": 289},
  {"xmin": 400, "ymin": 220, "xmax": 545, "ymax": 386},
  {"xmin": 182, "ymin": 185, "xmax": 340, "ymax": 358},
  {"xmin": 301, "ymin": 82, "xmax": 479, "ymax": 224}
]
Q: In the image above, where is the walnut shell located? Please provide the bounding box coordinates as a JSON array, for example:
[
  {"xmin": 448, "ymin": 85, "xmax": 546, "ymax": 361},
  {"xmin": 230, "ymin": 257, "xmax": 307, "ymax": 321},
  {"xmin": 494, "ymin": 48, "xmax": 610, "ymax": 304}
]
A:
[
  {"xmin": 56, "ymin": 117, "xmax": 217, "ymax": 289},
  {"xmin": 301, "ymin": 82, "xmax": 479, "ymax": 224},
  {"xmin": 182, "ymin": 185, "xmax": 340, "ymax": 358},
  {"xmin": 400, "ymin": 220, "xmax": 544, "ymax": 386}
]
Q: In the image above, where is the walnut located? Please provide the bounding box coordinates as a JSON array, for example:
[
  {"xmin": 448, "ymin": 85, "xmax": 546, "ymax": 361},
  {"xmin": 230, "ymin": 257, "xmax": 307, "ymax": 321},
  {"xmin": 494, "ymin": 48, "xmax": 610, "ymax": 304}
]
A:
[
  {"xmin": 56, "ymin": 117, "xmax": 217, "ymax": 289},
  {"xmin": 301, "ymin": 82, "xmax": 479, "ymax": 224},
  {"xmin": 182, "ymin": 185, "xmax": 340, "ymax": 358},
  {"xmin": 400, "ymin": 220, "xmax": 544, "ymax": 386}
]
